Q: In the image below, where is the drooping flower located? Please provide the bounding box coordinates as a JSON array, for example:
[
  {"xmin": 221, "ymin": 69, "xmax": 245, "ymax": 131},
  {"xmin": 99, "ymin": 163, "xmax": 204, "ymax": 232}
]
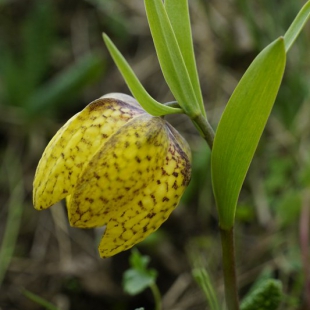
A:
[{"xmin": 33, "ymin": 93, "xmax": 191, "ymax": 257}]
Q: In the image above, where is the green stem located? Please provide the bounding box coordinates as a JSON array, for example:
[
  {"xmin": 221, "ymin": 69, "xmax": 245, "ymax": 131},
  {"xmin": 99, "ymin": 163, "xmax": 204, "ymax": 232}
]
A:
[
  {"xmin": 192, "ymin": 114, "xmax": 215, "ymax": 149},
  {"xmin": 192, "ymin": 113, "xmax": 239, "ymax": 310},
  {"xmin": 171, "ymin": 109, "xmax": 239, "ymax": 310},
  {"xmin": 150, "ymin": 283, "xmax": 162, "ymax": 310},
  {"xmin": 164, "ymin": 102, "xmax": 214, "ymax": 149},
  {"xmin": 220, "ymin": 227, "xmax": 240, "ymax": 310}
]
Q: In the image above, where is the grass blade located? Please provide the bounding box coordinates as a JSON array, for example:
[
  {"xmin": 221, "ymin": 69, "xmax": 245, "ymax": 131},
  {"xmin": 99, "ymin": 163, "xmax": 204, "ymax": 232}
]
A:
[
  {"xmin": 23, "ymin": 290, "xmax": 61, "ymax": 310},
  {"xmin": 192, "ymin": 268, "xmax": 220, "ymax": 310}
]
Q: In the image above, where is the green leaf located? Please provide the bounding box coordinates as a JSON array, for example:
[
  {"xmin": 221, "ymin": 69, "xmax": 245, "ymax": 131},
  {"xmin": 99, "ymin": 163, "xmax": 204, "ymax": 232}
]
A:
[
  {"xmin": 211, "ymin": 38, "xmax": 286, "ymax": 230},
  {"xmin": 122, "ymin": 249, "xmax": 157, "ymax": 296},
  {"xmin": 123, "ymin": 269, "xmax": 156, "ymax": 295},
  {"xmin": 192, "ymin": 268, "xmax": 220, "ymax": 310},
  {"xmin": 164, "ymin": 0, "xmax": 205, "ymax": 117},
  {"xmin": 284, "ymin": 0, "xmax": 310, "ymax": 52},
  {"xmin": 240, "ymin": 279, "xmax": 282, "ymax": 310},
  {"xmin": 129, "ymin": 248, "xmax": 151, "ymax": 272},
  {"xmin": 144, "ymin": 0, "xmax": 201, "ymax": 118},
  {"xmin": 103, "ymin": 34, "xmax": 182, "ymax": 116}
]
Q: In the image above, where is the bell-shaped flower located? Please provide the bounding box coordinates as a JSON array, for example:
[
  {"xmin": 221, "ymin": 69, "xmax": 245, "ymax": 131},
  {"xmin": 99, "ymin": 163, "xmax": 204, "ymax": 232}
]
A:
[{"xmin": 33, "ymin": 93, "xmax": 191, "ymax": 257}]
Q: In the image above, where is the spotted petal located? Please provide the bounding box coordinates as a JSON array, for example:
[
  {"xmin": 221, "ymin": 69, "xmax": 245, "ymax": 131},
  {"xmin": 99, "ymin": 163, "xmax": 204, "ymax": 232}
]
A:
[
  {"xmin": 33, "ymin": 96, "xmax": 144, "ymax": 210},
  {"xmin": 68, "ymin": 114, "xmax": 170, "ymax": 228},
  {"xmin": 66, "ymin": 112, "xmax": 191, "ymax": 257},
  {"xmin": 99, "ymin": 123, "xmax": 191, "ymax": 257}
]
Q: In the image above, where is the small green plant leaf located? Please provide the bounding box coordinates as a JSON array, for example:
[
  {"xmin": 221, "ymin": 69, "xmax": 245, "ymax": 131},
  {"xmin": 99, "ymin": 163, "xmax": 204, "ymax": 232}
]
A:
[
  {"xmin": 123, "ymin": 249, "xmax": 157, "ymax": 296},
  {"xmin": 103, "ymin": 34, "xmax": 182, "ymax": 116},
  {"xmin": 129, "ymin": 248, "xmax": 151, "ymax": 271},
  {"xmin": 284, "ymin": 0, "xmax": 310, "ymax": 52},
  {"xmin": 164, "ymin": 0, "xmax": 205, "ymax": 117},
  {"xmin": 192, "ymin": 268, "xmax": 220, "ymax": 310},
  {"xmin": 144, "ymin": 0, "xmax": 201, "ymax": 118},
  {"xmin": 123, "ymin": 269, "xmax": 156, "ymax": 295},
  {"xmin": 211, "ymin": 38, "xmax": 286, "ymax": 230},
  {"xmin": 240, "ymin": 279, "xmax": 283, "ymax": 310}
]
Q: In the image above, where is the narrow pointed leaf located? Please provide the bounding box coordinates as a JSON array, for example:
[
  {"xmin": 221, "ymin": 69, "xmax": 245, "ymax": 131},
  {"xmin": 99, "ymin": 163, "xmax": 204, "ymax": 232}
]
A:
[
  {"xmin": 211, "ymin": 38, "xmax": 286, "ymax": 230},
  {"xmin": 164, "ymin": 0, "xmax": 205, "ymax": 117},
  {"xmin": 144, "ymin": 0, "xmax": 201, "ymax": 118},
  {"xmin": 103, "ymin": 34, "xmax": 182, "ymax": 116},
  {"xmin": 284, "ymin": 0, "xmax": 310, "ymax": 52}
]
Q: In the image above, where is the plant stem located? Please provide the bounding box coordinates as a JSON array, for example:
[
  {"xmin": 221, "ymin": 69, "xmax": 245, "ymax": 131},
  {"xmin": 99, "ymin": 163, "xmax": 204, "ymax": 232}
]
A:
[
  {"xmin": 192, "ymin": 114, "xmax": 215, "ymax": 149},
  {"xmin": 164, "ymin": 102, "xmax": 215, "ymax": 149},
  {"xmin": 220, "ymin": 227, "xmax": 240, "ymax": 310},
  {"xmin": 190, "ymin": 112, "xmax": 240, "ymax": 310},
  {"xmin": 150, "ymin": 283, "xmax": 162, "ymax": 310}
]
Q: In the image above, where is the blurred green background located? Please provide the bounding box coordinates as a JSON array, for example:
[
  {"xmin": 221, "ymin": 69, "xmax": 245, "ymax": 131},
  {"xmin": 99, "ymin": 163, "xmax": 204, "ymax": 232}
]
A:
[{"xmin": 0, "ymin": 0, "xmax": 310, "ymax": 309}]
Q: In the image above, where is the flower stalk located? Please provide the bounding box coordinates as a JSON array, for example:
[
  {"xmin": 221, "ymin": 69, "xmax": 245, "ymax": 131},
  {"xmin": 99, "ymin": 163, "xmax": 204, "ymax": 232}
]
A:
[
  {"xmin": 192, "ymin": 114, "xmax": 215, "ymax": 150},
  {"xmin": 220, "ymin": 228, "xmax": 240, "ymax": 310},
  {"xmin": 194, "ymin": 115, "xmax": 239, "ymax": 309}
]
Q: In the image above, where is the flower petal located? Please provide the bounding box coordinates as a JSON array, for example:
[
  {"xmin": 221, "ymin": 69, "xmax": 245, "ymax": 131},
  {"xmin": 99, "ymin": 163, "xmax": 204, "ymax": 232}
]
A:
[
  {"xmin": 98, "ymin": 124, "xmax": 191, "ymax": 257},
  {"xmin": 68, "ymin": 114, "xmax": 170, "ymax": 228},
  {"xmin": 33, "ymin": 97, "xmax": 144, "ymax": 210}
]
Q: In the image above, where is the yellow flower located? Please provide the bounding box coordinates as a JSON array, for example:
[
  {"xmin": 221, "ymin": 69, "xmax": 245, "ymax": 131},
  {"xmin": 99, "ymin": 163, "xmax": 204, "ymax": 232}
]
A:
[{"xmin": 33, "ymin": 93, "xmax": 191, "ymax": 257}]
